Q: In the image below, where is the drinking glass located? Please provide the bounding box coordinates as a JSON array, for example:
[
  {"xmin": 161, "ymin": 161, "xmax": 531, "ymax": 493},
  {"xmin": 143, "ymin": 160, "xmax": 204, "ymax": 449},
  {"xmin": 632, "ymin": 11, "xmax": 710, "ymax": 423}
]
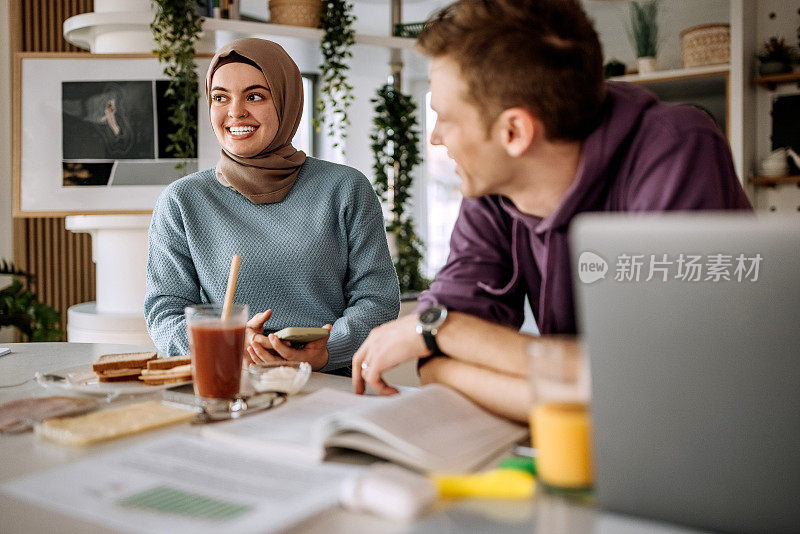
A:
[
  {"xmin": 185, "ymin": 303, "xmax": 248, "ymax": 399},
  {"xmin": 528, "ymin": 337, "xmax": 593, "ymax": 491}
]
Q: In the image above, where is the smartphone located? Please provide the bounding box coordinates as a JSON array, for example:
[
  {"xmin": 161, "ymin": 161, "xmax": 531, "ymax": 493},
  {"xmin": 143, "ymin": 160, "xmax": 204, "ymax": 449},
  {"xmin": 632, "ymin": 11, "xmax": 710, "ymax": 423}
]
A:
[{"xmin": 261, "ymin": 326, "xmax": 329, "ymax": 349}]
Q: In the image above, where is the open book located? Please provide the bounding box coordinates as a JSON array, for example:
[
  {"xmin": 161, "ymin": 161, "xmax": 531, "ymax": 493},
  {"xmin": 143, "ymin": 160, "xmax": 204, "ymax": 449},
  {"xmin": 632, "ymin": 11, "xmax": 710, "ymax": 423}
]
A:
[{"xmin": 202, "ymin": 385, "xmax": 527, "ymax": 473}]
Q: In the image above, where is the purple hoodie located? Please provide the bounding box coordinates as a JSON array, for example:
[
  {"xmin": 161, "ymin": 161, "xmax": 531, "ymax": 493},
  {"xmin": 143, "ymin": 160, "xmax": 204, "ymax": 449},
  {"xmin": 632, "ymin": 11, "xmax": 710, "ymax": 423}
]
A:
[{"xmin": 417, "ymin": 82, "xmax": 752, "ymax": 335}]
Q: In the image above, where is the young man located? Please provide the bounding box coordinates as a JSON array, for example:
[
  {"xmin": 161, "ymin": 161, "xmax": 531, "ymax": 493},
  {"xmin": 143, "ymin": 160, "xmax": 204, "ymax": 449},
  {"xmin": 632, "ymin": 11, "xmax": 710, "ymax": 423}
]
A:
[{"xmin": 353, "ymin": 0, "xmax": 751, "ymax": 421}]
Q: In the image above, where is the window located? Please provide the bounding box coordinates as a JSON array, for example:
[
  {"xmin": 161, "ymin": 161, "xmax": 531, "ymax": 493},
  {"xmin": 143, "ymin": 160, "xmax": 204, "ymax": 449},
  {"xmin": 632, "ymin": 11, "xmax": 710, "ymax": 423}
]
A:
[
  {"xmin": 292, "ymin": 76, "xmax": 314, "ymax": 155},
  {"xmin": 424, "ymin": 91, "xmax": 462, "ymax": 278}
]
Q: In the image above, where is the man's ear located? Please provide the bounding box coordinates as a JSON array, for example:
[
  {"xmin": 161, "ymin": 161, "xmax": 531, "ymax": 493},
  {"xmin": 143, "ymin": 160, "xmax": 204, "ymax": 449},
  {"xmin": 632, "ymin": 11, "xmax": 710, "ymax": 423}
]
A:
[{"xmin": 496, "ymin": 108, "xmax": 536, "ymax": 157}]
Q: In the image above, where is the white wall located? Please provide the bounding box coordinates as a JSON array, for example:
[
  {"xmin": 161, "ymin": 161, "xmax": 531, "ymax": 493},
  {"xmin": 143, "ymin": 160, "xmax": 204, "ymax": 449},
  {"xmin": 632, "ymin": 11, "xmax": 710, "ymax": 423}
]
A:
[
  {"xmin": 0, "ymin": 1, "xmax": 12, "ymax": 263},
  {"xmin": 582, "ymin": 0, "xmax": 730, "ymax": 71}
]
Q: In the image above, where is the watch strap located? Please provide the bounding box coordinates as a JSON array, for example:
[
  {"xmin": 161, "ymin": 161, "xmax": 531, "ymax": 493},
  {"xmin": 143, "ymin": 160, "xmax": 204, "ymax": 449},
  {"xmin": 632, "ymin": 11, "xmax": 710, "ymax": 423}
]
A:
[{"xmin": 421, "ymin": 329, "xmax": 444, "ymax": 356}]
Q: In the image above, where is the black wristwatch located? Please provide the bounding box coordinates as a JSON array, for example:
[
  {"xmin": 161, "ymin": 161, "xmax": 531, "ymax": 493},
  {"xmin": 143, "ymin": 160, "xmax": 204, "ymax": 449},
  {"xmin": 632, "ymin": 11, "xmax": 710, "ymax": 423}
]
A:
[{"xmin": 416, "ymin": 305, "xmax": 448, "ymax": 356}]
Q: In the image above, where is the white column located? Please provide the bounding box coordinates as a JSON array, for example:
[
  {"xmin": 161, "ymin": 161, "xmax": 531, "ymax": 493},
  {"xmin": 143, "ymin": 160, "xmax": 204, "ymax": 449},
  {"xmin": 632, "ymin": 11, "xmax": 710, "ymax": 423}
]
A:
[{"xmin": 65, "ymin": 215, "xmax": 154, "ymax": 346}]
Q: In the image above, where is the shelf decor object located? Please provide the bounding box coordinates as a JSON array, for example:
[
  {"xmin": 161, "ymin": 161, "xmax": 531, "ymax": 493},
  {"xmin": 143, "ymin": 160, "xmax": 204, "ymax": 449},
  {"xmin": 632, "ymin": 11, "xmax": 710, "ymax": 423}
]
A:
[
  {"xmin": 757, "ymin": 36, "xmax": 795, "ymax": 76},
  {"xmin": 151, "ymin": 0, "xmax": 203, "ymax": 169},
  {"xmin": 627, "ymin": 0, "xmax": 659, "ymax": 74},
  {"xmin": 370, "ymin": 84, "xmax": 428, "ymax": 293},
  {"xmin": 316, "ymin": 0, "xmax": 356, "ymax": 150},
  {"xmin": 680, "ymin": 23, "xmax": 730, "ymax": 68},
  {"xmin": 269, "ymin": 0, "xmax": 321, "ymax": 28}
]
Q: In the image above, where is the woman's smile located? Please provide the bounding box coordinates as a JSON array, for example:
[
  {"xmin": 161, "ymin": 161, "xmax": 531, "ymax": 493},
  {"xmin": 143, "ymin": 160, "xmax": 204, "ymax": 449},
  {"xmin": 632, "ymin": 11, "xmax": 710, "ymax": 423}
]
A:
[{"xmin": 226, "ymin": 125, "xmax": 259, "ymax": 138}]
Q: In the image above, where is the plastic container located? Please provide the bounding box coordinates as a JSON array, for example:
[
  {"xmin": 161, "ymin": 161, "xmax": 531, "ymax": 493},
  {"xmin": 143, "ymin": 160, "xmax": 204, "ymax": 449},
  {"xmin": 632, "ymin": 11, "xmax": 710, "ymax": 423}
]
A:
[{"xmin": 248, "ymin": 361, "xmax": 311, "ymax": 395}]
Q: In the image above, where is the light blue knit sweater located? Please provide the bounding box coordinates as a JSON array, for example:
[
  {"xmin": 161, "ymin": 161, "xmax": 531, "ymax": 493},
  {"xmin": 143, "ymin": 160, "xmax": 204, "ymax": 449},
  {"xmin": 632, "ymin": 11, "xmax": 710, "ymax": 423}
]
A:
[{"xmin": 144, "ymin": 157, "xmax": 400, "ymax": 371}]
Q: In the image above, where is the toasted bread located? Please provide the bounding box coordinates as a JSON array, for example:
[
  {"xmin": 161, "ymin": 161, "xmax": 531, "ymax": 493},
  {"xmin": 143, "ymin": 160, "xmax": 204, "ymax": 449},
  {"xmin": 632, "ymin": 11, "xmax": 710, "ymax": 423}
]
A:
[
  {"xmin": 97, "ymin": 368, "xmax": 143, "ymax": 382},
  {"xmin": 140, "ymin": 364, "xmax": 192, "ymax": 386},
  {"xmin": 146, "ymin": 355, "xmax": 191, "ymax": 371},
  {"xmin": 140, "ymin": 376, "xmax": 191, "ymax": 386},
  {"xmin": 92, "ymin": 352, "xmax": 157, "ymax": 373}
]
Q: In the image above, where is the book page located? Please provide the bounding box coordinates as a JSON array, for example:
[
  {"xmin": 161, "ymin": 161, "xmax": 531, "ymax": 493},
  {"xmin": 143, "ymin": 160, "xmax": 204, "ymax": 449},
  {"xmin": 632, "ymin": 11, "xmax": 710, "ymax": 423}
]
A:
[
  {"xmin": 336, "ymin": 385, "xmax": 528, "ymax": 472},
  {"xmin": 201, "ymin": 388, "xmax": 386, "ymax": 460},
  {"xmin": 202, "ymin": 387, "xmax": 526, "ymax": 473},
  {"xmin": 1, "ymin": 435, "xmax": 359, "ymax": 534}
]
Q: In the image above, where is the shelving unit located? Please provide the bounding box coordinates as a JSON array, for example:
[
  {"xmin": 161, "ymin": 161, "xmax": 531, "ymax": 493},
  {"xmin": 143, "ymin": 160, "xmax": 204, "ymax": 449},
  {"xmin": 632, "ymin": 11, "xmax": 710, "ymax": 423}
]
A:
[
  {"xmin": 750, "ymin": 175, "xmax": 800, "ymax": 187},
  {"xmin": 63, "ymin": 11, "xmax": 417, "ymax": 54},
  {"xmin": 753, "ymin": 72, "xmax": 800, "ymax": 91},
  {"xmin": 203, "ymin": 17, "xmax": 416, "ymax": 50},
  {"xmin": 609, "ymin": 64, "xmax": 730, "ymax": 84},
  {"xmin": 611, "ymin": 65, "xmax": 730, "ymax": 138}
]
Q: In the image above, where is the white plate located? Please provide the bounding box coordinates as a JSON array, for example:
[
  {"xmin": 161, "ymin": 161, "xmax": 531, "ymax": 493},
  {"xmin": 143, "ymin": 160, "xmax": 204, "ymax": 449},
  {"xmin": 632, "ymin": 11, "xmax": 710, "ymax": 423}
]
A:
[{"xmin": 35, "ymin": 364, "xmax": 191, "ymax": 397}]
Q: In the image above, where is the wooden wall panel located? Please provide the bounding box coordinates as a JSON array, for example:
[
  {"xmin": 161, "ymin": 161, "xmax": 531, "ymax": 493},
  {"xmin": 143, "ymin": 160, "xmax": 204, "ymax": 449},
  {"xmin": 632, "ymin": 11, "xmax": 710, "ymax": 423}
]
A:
[{"xmin": 10, "ymin": 0, "xmax": 96, "ymax": 339}]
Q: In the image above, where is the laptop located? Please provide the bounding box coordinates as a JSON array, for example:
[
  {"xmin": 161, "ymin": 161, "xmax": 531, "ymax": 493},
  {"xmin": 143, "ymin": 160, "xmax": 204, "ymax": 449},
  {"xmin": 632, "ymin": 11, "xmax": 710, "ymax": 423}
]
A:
[{"xmin": 569, "ymin": 213, "xmax": 800, "ymax": 534}]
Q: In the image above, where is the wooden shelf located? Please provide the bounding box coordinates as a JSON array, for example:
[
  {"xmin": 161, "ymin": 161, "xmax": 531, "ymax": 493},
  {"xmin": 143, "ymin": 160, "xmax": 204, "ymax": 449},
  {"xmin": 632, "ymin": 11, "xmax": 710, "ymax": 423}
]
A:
[
  {"xmin": 609, "ymin": 64, "xmax": 729, "ymax": 84},
  {"xmin": 753, "ymin": 72, "xmax": 800, "ymax": 90},
  {"xmin": 750, "ymin": 175, "xmax": 800, "ymax": 187}
]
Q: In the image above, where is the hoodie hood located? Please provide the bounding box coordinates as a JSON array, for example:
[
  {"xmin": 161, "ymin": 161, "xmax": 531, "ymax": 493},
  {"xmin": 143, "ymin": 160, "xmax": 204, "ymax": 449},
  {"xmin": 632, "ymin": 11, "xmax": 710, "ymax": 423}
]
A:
[{"xmin": 491, "ymin": 82, "xmax": 661, "ymax": 333}]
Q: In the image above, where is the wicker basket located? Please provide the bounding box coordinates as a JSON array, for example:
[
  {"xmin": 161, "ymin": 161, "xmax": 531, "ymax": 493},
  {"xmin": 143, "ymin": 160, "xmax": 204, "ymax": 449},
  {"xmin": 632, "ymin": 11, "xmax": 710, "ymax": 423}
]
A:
[
  {"xmin": 680, "ymin": 23, "xmax": 730, "ymax": 68},
  {"xmin": 269, "ymin": 0, "xmax": 321, "ymax": 28}
]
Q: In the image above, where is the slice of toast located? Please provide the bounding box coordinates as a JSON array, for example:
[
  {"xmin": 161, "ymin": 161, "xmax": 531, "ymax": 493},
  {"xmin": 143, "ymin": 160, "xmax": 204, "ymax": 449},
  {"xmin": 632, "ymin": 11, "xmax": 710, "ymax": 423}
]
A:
[
  {"xmin": 97, "ymin": 368, "xmax": 143, "ymax": 383},
  {"xmin": 146, "ymin": 355, "xmax": 191, "ymax": 371},
  {"xmin": 92, "ymin": 352, "xmax": 157, "ymax": 373},
  {"xmin": 140, "ymin": 376, "xmax": 191, "ymax": 386},
  {"xmin": 140, "ymin": 364, "xmax": 192, "ymax": 386}
]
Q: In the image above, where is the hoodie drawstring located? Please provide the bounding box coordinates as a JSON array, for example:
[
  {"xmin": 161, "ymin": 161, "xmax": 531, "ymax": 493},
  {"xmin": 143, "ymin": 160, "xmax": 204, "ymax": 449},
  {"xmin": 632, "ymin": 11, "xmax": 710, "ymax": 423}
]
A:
[
  {"xmin": 537, "ymin": 230, "xmax": 554, "ymax": 334},
  {"xmin": 477, "ymin": 218, "xmax": 521, "ymax": 296}
]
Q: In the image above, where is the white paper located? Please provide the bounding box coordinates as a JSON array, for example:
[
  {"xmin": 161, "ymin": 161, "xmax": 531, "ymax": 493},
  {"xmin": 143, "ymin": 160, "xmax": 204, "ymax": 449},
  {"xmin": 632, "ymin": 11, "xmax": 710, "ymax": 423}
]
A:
[{"xmin": 2, "ymin": 434, "xmax": 360, "ymax": 534}]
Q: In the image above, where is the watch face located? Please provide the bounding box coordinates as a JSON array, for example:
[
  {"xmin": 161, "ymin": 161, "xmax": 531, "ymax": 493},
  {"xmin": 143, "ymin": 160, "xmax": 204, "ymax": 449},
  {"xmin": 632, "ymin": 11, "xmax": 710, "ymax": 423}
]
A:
[{"xmin": 420, "ymin": 306, "xmax": 445, "ymax": 325}]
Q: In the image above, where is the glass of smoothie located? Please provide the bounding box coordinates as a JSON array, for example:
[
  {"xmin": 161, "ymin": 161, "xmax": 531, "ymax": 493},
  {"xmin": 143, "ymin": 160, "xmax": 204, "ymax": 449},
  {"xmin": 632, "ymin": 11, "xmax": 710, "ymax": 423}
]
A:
[
  {"xmin": 528, "ymin": 337, "xmax": 593, "ymax": 492},
  {"xmin": 185, "ymin": 303, "xmax": 248, "ymax": 399}
]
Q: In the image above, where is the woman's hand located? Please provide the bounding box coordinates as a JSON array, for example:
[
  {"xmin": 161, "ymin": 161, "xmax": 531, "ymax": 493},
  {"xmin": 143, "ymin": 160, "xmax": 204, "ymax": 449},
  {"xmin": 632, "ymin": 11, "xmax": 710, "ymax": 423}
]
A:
[
  {"xmin": 267, "ymin": 324, "xmax": 332, "ymax": 371},
  {"xmin": 245, "ymin": 309, "xmax": 283, "ymax": 364}
]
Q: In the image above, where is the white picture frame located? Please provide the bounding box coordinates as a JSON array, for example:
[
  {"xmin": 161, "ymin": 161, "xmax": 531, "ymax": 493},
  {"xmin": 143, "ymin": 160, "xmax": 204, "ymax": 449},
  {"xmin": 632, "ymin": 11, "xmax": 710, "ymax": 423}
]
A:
[{"xmin": 13, "ymin": 53, "xmax": 214, "ymax": 216}]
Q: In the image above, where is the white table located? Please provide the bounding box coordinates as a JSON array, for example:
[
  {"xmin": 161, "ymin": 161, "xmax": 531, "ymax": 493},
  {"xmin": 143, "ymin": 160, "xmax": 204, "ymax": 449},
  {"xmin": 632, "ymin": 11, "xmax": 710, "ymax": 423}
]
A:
[{"xmin": 0, "ymin": 343, "xmax": 707, "ymax": 534}]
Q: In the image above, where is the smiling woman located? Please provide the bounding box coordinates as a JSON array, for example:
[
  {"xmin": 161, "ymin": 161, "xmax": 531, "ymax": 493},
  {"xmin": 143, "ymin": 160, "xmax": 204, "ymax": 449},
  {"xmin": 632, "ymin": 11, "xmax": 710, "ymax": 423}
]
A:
[{"xmin": 144, "ymin": 38, "xmax": 400, "ymax": 375}]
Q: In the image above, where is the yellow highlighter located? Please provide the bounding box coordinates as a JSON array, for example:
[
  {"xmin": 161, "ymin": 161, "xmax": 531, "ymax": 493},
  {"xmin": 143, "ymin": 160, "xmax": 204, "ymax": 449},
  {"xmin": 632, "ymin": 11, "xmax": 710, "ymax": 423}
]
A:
[{"xmin": 432, "ymin": 469, "xmax": 535, "ymax": 499}]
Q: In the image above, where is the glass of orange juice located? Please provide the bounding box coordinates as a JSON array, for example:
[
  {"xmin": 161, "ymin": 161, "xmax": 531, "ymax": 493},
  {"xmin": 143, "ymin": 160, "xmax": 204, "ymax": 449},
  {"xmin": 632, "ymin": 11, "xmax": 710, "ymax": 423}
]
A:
[{"xmin": 528, "ymin": 337, "xmax": 593, "ymax": 492}]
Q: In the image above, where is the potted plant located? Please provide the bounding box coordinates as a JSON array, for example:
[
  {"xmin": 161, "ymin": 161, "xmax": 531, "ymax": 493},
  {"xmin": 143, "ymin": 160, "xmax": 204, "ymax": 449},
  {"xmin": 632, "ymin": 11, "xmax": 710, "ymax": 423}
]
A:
[
  {"xmin": 370, "ymin": 85, "xmax": 429, "ymax": 295},
  {"xmin": 316, "ymin": 0, "xmax": 356, "ymax": 150},
  {"xmin": 758, "ymin": 37, "xmax": 795, "ymax": 75},
  {"xmin": 604, "ymin": 59, "xmax": 627, "ymax": 78},
  {"xmin": 0, "ymin": 261, "xmax": 63, "ymax": 342},
  {"xmin": 627, "ymin": 0, "xmax": 659, "ymax": 74},
  {"xmin": 150, "ymin": 0, "xmax": 203, "ymax": 169}
]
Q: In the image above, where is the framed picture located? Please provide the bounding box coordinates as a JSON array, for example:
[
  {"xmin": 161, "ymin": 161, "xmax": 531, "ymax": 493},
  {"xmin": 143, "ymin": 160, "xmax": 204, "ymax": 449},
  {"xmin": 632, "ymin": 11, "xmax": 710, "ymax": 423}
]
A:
[{"xmin": 13, "ymin": 53, "xmax": 213, "ymax": 217}]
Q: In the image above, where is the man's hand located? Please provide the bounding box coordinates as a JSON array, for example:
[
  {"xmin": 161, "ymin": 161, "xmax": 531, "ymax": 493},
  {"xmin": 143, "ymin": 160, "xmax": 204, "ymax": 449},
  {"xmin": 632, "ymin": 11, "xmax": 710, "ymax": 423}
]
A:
[
  {"xmin": 266, "ymin": 324, "xmax": 332, "ymax": 371},
  {"xmin": 352, "ymin": 314, "xmax": 430, "ymax": 396}
]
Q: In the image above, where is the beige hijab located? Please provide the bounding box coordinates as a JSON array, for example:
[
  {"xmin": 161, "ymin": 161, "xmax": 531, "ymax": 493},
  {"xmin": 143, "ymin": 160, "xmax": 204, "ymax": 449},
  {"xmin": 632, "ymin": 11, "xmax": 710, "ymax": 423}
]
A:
[{"xmin": 207, "ymin": 38, "xmax": 306, "ymax": 204}]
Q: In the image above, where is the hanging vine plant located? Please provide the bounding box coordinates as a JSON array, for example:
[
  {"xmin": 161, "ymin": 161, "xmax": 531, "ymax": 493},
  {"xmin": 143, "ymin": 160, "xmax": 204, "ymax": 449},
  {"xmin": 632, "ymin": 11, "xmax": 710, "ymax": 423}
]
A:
[
  {"xmin": 150, "ymin": 0, "xmax": 203, "ymax": 169},
  {"xmin": 370, "ymin": 84, "xmax": 429, "ymax": 293},
  {"xmin": 316, "ymin": 0, "xmax": 356, "ymax": 149}
]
